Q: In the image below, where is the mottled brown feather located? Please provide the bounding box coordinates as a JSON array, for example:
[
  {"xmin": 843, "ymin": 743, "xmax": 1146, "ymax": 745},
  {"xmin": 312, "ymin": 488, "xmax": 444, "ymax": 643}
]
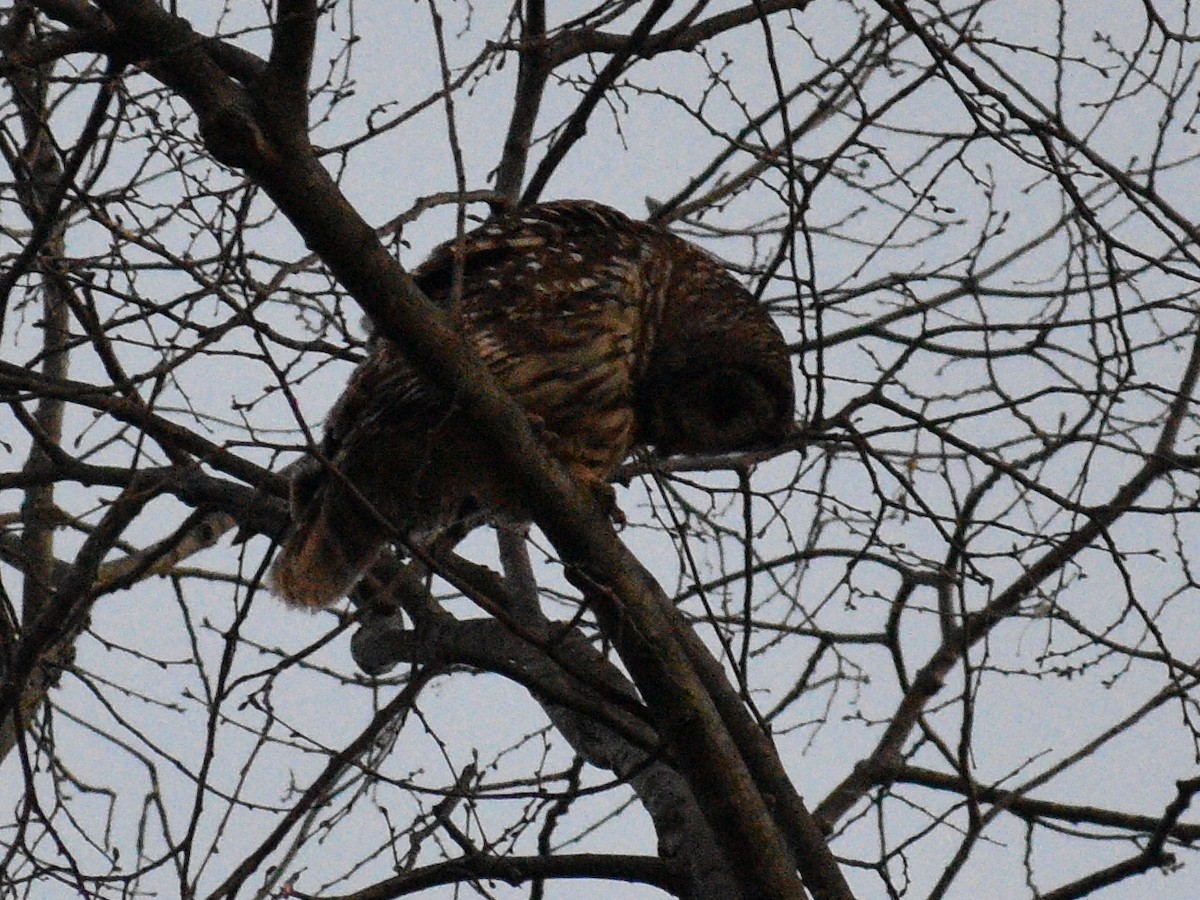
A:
[{"xmin": 271, "ymin": 200, "xmax": 795, "ymax": 608}]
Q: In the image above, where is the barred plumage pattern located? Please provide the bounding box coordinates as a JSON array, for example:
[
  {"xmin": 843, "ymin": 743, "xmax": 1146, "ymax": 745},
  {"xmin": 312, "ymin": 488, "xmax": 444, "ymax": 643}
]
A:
[{"xmin": 271, "ymin": 200, "xmax": 795, "ymax": 608}]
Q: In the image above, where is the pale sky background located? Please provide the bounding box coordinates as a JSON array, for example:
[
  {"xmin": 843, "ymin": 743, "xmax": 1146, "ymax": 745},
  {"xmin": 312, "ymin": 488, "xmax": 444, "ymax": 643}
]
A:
[{"xmin": 2, "ymin": 1, "xmax": 1199, "ymax": 898}]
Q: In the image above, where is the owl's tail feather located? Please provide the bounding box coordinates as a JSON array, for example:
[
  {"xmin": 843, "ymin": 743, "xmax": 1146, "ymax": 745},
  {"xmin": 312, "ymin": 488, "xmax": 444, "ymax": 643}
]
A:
[{"xmin": 270, "ymin": 494, "xmax": 385, "ymax": 609}]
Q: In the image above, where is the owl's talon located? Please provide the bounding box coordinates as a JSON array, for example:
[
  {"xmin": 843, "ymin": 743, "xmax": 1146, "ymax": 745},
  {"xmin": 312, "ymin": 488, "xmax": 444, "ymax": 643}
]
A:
[
  {"xmin": 584, "ymin": 479, "xmax": 625, "ymax": 527},
  {"xmin": 598, "ymin": 484, "xmax": 626, "ymax": 528},
  {"xmin": 609, "ymin": 502, "xmax": 627, "ymax": 529}
]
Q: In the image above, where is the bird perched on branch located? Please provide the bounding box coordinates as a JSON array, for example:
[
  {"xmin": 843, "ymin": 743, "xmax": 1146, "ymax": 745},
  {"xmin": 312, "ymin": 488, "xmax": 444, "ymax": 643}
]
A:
[{"xmin": 271, "ymin": 199, "xmax": 795, "ymax": 608}]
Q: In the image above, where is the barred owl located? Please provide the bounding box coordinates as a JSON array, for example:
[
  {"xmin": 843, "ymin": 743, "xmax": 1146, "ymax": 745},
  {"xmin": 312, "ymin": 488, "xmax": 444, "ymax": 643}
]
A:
[{"xmin": 271, "ymin": 200, "xmax": 795, "ymax": 608}]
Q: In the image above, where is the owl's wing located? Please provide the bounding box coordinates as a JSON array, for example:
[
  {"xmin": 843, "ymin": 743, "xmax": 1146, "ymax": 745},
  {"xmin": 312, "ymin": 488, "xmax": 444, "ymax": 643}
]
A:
[{"xmin": 319, "ymin": 342, "xmax": 431, "ymax": 463}]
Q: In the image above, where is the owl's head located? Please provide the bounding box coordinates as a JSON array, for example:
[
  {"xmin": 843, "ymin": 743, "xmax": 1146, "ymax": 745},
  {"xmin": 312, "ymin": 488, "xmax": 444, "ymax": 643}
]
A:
[{"xmin": 636, "ymin": 286, "xmax": 796, "ymax": 456}]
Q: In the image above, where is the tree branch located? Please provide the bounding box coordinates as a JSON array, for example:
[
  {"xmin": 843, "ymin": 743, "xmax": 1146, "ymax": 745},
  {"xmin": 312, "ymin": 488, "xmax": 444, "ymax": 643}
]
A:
[
  {"xmin": 266, "ymin": 0, "xmax": 316, "ymax": 129},
  {"xmin": 312, "ymin": 851, "xmax": 680, "ymax": 900},
  {"xmin": 493, "ymin": 0, "xmax": 547, "ymax": 201},
  {"xmin": 816, "ymin": 325, "xmax": 1200, "ymax": 829},
  {"xmin": 520, "ymin": 0, "xmax": 674, "ymax": 204},
  {"xmin": 0, "ymin": 480, "xmax": 156, "ymax": 760},
  {"xmin": 546, "ymin": 0, "xmax": 813, "ymax": 67}
]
